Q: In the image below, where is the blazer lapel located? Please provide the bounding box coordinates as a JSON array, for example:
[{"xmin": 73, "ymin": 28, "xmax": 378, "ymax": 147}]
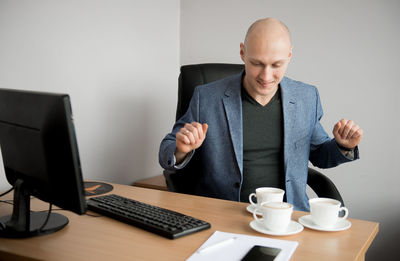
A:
[
  {"xmin": 222, "ymin": 76, "xmax": 243, "ymax": 175},
  {"xmin": 280, "ymin": 77, "xmax": 297, "ymax": 169}
]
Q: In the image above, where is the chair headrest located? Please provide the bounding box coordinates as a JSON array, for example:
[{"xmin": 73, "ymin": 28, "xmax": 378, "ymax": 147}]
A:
[{"xmin": 176, "ymin": 63, "xmax": 244, "ymax": 120}]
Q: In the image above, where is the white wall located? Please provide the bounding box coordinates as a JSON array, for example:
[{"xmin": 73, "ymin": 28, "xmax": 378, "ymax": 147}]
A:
[
  {"xmin": 0, "ymin": 0, "xmax": 180, "ymax": 187},
  {"xmin": 181, "ymin": 0, "xmax": 399, "ymax": 260}
]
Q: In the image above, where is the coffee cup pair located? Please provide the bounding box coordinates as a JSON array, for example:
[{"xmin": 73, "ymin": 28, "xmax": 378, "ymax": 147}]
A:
[
  {"xmin": 249, "ymin": 187, "xmax": 292, "ymax": 233},
  {"xmin": 309, "ymin": 198, "xmax": 349, "ymax": 228},
  {"xmin": 249, "ymin": 187, "xmax": 285, "ymax": 208}
]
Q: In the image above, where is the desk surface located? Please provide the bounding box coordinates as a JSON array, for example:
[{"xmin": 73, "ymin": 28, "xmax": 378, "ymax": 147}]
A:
[{"xmin": 0, "ymin": 183, "xmax": 378, "ymax": 261}]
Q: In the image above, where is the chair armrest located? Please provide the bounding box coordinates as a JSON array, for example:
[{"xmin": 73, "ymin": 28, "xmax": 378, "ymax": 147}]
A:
[
  {"xmin": 163, "ymin": 169, "xmax": 197, "ymax": 194},
  {"xmin": 163, "ymin": 169, "xmax": 179, "ymax": 192},
  {"xmin": 307, "ymin": 167, "xmax": 345, "ymax": 206}
]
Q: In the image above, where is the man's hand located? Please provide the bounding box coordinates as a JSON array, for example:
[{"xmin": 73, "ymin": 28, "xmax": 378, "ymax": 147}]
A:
[
  {"xmin": 333, "ymin": 119, "xmax": 363, "ymax": 149},
  {"xmin": 175, "ymin": 122, "xmax": 208, "ymax": 163}
]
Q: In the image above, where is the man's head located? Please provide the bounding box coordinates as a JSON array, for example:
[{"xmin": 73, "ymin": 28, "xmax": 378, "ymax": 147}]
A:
[{"xmin": 240, "ymin": 18, "xmax": 293, "ymax": 105}]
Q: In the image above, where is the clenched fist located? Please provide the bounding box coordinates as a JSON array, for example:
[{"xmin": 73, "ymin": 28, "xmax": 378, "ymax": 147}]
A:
[
  {"xmin": 175, "ymin": 122, "xmax": 208, "ymax": 163},
  {"xmin": 333, "ymin": 119, "xmax": 363, "ymax": 150}
]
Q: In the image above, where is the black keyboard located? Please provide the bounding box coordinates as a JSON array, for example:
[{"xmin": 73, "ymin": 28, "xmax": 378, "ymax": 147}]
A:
[{"xmin": 86, "ymin": 194, "xmax": 211, "ymax": 239}]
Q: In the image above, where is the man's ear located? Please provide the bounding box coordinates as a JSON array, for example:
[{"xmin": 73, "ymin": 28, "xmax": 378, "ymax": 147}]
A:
[
  {"xmin": 240, "ymin": 42, "xmax": 246, "ymax": 62},
  {"xmin": 288, "ymin": 45, "xmax": 293, "ymax": 60}
]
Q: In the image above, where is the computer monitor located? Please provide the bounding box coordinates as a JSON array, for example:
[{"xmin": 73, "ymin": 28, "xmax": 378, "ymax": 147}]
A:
[{"xmin": 0, "ymin": 88, "xmax": 87, "ymax": 238}]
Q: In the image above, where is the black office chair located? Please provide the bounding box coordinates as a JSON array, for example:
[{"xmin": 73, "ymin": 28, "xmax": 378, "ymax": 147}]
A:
[{"xmin": 164, "ymin": 63, "xmax": 345, "ymax": 206}]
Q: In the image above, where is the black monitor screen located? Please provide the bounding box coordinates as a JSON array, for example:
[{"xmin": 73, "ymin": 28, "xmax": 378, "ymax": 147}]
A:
[{"xmin": 0, "ymin": 88, "xmax": 86, "ymax": 238}]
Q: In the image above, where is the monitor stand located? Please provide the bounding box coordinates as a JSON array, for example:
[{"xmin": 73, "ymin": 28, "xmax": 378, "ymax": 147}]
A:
[{"xmin": 0, "ymin": 179, "xmax": 69, "ymax": 238}]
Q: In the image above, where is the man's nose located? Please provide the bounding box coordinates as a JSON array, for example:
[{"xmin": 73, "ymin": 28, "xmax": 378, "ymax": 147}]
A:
[{"xmin": 259, "ymin": 66, "xmax": 273, "ymax": 81}]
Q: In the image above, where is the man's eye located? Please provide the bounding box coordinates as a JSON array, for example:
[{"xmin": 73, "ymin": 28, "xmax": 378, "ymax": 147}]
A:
[{"xmin": 251, "ymin": 62, "xmax": 261, "ymax": 66}]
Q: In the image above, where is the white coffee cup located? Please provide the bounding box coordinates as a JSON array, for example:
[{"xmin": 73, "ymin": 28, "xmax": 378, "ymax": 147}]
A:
[
  {"xmin": 253, "ymin": 201, "xmax": 293, "ymax": 232},
  {"xmin": 309, "ymin": 198, "xmax": 349, "ymax": 228},
  {"xmin": 249, "ymin": 187, "xmax": 285, "ymax": 208}
]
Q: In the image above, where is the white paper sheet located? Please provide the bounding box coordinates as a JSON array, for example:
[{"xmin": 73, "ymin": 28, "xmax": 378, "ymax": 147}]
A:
[{"xmin": 187, "ymin": 231, "xmax": 298, "ymax": 261}]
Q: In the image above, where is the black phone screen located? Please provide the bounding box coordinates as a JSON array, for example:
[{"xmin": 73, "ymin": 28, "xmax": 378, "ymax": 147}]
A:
[{"xmin": 241, "ymin": 245, "xmax": 282, "ymax": 261}]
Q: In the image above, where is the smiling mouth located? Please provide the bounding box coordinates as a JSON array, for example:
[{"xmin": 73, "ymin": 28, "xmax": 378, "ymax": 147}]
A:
[{"xmin": 257, "ymin": 80, "xmax": 275, "ymax": 88}]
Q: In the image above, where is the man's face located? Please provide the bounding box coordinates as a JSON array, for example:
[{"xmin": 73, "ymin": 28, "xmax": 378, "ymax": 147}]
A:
[{"xmin": 240, "ymin": 38, "xmax": 292, "ymax": 102}]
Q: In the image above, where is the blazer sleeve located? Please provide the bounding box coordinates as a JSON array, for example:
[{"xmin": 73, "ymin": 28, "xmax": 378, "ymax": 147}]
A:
[{"xmin": 158, "ymin": 87, "xmax": 201, "ymax": 170}]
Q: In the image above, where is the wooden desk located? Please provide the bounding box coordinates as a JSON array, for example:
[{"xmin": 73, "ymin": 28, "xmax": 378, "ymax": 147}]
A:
[{"xmin": 0, "ymin": 183, "xmax": 378, "ymax": 261}]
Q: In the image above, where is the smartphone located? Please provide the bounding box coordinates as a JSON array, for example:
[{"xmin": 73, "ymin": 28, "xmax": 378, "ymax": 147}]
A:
[{"xmin": 241, "ymin": 245, "xmax": 282, "ymax": 261}]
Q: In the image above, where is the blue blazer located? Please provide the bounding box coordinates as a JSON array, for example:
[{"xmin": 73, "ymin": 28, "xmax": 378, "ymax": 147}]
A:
[{"xmin": 159, "ymin": 72, "xmax": 358, "ymax": 211}]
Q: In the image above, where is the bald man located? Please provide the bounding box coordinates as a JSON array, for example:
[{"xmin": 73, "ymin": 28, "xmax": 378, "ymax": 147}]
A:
[{"xmin": 159, "ymin": 18, "xmax": 362, "ymax": 211}]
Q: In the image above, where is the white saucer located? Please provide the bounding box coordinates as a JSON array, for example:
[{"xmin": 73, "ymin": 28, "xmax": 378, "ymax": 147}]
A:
[
  {"xmin": 250, "ymin": 220, "xmax": 304, "ymax": 236},
  {"xmin": 246, "ymin": 204, "xmax": 258, "ymax": 214},
  {"xmin": 298, "ymin": 215, "xmax": 352, "ymax": 232}
]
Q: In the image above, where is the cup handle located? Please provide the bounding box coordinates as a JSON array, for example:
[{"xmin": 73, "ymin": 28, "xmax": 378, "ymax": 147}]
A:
[
  {"xmin": 253, "ymin": 208, "xmax": 262, "ymax": 222},
  {"xmin": 339, "ymin": 207, "xmax": 349, "ymax": 220},
  {"xmin": 249, "ymin": 193, "xmax": 257, "ymax": 206}
]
